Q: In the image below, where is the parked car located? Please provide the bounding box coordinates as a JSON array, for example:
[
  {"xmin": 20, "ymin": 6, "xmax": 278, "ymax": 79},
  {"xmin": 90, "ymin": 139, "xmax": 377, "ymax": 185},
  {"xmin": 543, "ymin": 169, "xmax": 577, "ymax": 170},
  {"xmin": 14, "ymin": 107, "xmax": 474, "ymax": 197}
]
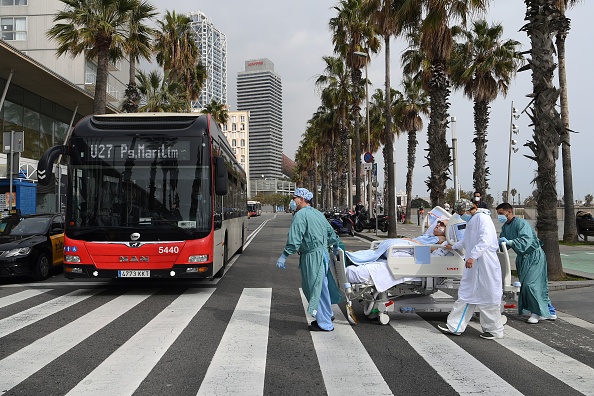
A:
[{"xmin": 0, "ymin": 213, "xmax": 64, "ymax": 280}]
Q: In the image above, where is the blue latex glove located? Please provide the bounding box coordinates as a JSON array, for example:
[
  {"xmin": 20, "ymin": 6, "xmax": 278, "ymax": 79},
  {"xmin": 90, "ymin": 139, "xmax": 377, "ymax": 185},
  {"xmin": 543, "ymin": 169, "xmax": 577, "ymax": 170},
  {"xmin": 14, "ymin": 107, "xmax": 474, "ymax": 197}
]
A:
[
  {"xmin": 276, "ymin": 254, "xmax": 287, "ymax": 269},
  {"xmin": 333, "ymin": 246, "xmax": 339, "ymax": 257},
  {"xmin": 499, "ymin": 237, "xmax": 512, "ymax": 247}
]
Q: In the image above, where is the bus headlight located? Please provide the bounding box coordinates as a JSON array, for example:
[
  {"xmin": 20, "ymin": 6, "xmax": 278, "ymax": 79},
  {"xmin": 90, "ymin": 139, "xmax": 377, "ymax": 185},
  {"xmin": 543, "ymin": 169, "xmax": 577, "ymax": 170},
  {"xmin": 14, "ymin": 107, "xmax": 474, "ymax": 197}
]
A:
[
  {"xmin": 65, "ymin": 255, "xmax": 81, "ymax": 263},
  {"xmin": 188, "ymin": 254, "xmax": 208, "ymax": 263}
]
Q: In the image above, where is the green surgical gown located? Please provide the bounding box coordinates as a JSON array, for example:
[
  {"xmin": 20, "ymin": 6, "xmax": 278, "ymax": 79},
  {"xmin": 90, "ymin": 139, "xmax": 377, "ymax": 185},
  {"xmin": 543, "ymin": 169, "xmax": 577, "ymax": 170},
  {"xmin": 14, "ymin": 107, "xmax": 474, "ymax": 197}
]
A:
[
  {"xmin": 282, "ymin": 206, "xmax": 343, "ymax": 316},
  {"xmin": 501, "ymin": 217, "xmax": 552, "ymax": 317}
]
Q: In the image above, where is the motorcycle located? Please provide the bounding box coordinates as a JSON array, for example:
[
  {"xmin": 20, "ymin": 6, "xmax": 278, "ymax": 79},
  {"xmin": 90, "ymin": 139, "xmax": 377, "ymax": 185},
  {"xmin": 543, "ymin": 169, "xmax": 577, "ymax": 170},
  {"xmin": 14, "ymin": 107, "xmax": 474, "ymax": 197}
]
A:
[
  {"xmin": 327, "ymin": 209, "xmax": 355, "ymax": 236},
  {"xmin": 354, "ymin": 212, "xmax": 389, "ymax": 233}
]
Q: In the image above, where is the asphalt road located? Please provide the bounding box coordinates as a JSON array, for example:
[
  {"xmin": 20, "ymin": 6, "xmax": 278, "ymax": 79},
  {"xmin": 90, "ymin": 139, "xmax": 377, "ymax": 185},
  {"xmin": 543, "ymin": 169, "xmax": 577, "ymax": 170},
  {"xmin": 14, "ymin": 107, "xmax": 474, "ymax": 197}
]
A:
[{"xmin": 0, "ymin": 212, "xmax": 593, "ymax": 396}]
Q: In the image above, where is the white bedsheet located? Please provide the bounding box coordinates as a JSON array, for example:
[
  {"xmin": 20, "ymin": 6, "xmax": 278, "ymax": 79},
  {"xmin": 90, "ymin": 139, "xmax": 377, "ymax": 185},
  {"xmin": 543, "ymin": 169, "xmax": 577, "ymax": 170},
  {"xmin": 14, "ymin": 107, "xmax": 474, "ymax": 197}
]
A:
[{"xmin": 346, "ymin": 261, "xmax": 422, "ymax": 292}]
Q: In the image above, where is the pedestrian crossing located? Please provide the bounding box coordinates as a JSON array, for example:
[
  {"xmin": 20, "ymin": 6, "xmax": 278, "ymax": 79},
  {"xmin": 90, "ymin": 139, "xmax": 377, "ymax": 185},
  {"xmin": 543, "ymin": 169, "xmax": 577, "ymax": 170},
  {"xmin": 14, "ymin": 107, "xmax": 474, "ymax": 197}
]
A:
[{"xmin": 0, "ymin": 285, "xmax": 593, "ymax": 396}]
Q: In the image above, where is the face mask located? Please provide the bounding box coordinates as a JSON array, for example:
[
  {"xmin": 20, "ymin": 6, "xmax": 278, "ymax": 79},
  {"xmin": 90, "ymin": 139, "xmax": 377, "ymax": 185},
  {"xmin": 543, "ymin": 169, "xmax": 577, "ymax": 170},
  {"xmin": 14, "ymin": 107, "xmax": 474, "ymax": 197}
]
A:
[
  {"xmin": 289, "ymin": 199, "xmax": 297, "ymax": 211},
  {"xmin": 461, "ymin": 214, "xmax": 472, "ymax": 222},
  {"xmin": 497, "ymin": 214, "xmax": 507, "ymax": 224},
  {"xmin": 474, "ymin": 197, "xmax": 481, "ymax": 202}
]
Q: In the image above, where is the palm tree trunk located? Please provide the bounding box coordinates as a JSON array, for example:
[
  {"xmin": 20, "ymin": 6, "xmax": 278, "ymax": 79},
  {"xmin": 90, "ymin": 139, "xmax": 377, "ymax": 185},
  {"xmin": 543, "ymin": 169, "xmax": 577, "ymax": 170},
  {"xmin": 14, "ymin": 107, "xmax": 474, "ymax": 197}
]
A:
[
  {"xmin": 384, "ymin": 34, "xmax": 397, "ymax": 238},
  {"xmin": 556, "ymin": 4, "xmax": 577, "ymax": 242},
  {"xmin": 426, "ymin": 62, "xmax": 451, "ymax": 207},
  {"xmin": 353, "ymin": 69, "xmax": 362, "ymax": 207},
  {"xmin": 94, "ymin": 48, "xmax": 110, "ymax": 115},
  {"xmin": 405, "ymin": 130, "xmax": 417, "ymax": 223},
  {"xmin": 472, "ymin": 100, "xmax": 490, "ymax": 194},
  {"xmin": 524, "ymin": 0, "xmax": 564, "ymax": 280}
]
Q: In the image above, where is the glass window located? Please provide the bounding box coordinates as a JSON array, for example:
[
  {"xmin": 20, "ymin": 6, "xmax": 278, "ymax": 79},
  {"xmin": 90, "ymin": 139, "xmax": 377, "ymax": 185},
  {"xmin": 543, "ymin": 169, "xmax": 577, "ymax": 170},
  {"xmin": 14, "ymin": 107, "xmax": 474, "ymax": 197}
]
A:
[
  {"xmin": 240, "ymin": 123, "xmax": 245, "ymax": 131},
  {"xmin": 232, "ymin": 123, "xmax": 237, "ymax": 131},
  {"xmin": 240, "ymin": 139, "xmax": 245, "ymax": 146},
  {"xmin": 231, "ymin": 139, "xmax": 236, "ymax": 147},
  {"xmin": 231, "ymin": 115, "xmax": 236, "ymax": 123},
  {"xmin": 1, "ymin": 1, "xmax": 29, "ymax": 5},
  {"xmin": 23, "ymin": 107, "xmax": 40, "ymax": 159},
  {"xmin": 240, "ymin": 115, "xmax": 245, "ymax": 122},
  {"xmin": 1, "ymin": 17, "xmax": 27, "ymax": 41}
]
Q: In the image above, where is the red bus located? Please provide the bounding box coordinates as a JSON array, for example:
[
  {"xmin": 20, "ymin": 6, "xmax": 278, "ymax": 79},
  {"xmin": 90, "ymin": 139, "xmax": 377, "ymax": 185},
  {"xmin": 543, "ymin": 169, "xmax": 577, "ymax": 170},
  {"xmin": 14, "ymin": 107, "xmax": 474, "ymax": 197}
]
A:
[
  {"xmin": 37, "ymin": 113, "xmax": 247, "ymax": 279},
  {"xmin": 247, "ymin": 201, "xmax": 261, "ymax": 217}
]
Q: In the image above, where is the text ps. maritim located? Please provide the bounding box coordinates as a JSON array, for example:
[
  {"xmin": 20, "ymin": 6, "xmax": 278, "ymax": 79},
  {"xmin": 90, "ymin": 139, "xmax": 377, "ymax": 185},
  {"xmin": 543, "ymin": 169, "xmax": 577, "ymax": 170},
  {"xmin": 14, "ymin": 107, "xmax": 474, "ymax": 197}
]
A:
[{"xmin": 84, "ymin": 142, "xmax": 190, "ymax": 161}]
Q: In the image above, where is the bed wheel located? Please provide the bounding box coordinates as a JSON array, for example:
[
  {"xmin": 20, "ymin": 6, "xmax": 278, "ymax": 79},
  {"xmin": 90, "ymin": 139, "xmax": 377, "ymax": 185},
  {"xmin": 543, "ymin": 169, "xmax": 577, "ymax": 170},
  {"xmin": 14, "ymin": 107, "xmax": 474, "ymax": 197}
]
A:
[{"xmin": 379, "ymin": 313, "xmax": 390, "ymax": 325}]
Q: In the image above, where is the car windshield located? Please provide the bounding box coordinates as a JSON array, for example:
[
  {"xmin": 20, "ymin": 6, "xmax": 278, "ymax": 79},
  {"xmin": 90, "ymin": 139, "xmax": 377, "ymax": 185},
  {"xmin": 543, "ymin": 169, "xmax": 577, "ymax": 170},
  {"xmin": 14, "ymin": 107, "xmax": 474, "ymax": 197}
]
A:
[{"xmin": 0, "ymin": 217, "xmax": 50, "ymax": 236}]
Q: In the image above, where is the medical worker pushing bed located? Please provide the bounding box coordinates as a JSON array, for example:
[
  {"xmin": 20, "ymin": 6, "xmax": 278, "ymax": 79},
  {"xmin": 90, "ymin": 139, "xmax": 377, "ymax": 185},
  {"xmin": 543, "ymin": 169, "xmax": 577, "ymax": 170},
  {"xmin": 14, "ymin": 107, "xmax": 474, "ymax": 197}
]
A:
[
  {"xmin": 276, "ymin": 188, "xmax": 343, "ymax": 331},
  {"xmin": 439, "ymin": 198, "xmax": 505, "ymax": 340}
]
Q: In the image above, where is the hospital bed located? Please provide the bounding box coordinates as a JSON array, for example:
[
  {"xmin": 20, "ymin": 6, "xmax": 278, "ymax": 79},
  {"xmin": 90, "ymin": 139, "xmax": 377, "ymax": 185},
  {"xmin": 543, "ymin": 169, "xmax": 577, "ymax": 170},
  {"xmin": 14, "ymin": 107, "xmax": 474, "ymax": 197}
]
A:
[{"xmin": 331, "ymin": 206, "xmax": 520, "ymax": 325}]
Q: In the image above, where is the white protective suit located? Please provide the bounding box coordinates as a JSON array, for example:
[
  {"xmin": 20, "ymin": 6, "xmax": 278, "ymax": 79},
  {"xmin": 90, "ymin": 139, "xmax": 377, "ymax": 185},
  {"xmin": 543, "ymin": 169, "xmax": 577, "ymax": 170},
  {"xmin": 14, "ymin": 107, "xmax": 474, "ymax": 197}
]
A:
[{"xmin": 445, "ymin": 211, "xmax": 504, "ymax": 337}]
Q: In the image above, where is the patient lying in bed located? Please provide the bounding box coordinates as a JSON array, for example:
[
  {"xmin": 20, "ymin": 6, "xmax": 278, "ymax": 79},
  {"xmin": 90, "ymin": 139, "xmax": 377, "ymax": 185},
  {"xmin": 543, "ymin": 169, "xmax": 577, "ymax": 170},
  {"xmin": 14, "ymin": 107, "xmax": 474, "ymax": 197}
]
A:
[{"xmin": 344, "ymin": 220, "xmax": 452, "ymax": 292}]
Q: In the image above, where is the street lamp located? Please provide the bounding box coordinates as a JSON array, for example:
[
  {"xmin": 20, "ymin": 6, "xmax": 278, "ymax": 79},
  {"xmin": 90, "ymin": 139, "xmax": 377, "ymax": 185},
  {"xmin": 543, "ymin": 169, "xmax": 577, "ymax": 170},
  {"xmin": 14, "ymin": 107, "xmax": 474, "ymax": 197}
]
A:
[
  {"xmin": 347, "ymin": 138, "xmax": 352, "ymax": 209},
  {"xmin": 353, "ymin": 50, "xmax": 372, "ymax": 216},
  {"xmin": 450, "ymin": 116, "xmax": 459, "ymax": 201},
  {"xmin": 506, "ymin": 101, "xmax": 520, "ymax": 203}
]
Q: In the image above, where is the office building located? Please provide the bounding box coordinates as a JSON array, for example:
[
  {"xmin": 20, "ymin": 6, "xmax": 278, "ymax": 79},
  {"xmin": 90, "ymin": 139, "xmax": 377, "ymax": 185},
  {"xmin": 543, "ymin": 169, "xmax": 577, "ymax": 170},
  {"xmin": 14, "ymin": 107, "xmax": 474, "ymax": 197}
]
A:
[
  {"xmin": 237, "ymin": 59, "xmax": 282, "ymax": 180},
  {"xmin": 222, "ymin": 110, "xmax": 250, "ymax": 196},
  {"xmin": 188, "ymin": 11, "xmax": 227, "ymax": 110},
  {"xmin": 1, "ymin": 0, "xmax": 130, "ymax": 106}
]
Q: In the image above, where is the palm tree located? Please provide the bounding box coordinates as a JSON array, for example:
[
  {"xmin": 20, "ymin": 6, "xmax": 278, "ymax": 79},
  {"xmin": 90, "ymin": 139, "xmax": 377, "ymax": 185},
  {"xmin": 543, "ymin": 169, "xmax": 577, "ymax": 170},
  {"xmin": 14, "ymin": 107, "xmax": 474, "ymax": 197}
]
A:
[
  {"xmin": 521, "ymin": 0, "xmax": 566, "ymax": 280},
  {"xmin": 201, "ymin": 100, "xmax": 229, "ymax": 128},
  {"xmin": 153, "ymin": 10, "xmax": 204, "ymax": 107},
  {"xmin": 398, "ymin": 0, "xmax": 488, "ymax": 208},
  {"xmin": 556, "ymin": 0, "xmax": 582, "ymax": 242},
  {"xmin": 510, "ymin": 188, "xmax": 517, "ymax": 205},
  {"xmin": 315, "ymin": 56, "xmax": 352, "ymax": 207},
  {"xmin": 398, "ymin": 75, "xmax": 429, "ymax": 223},
  {"xmin": 330, "ymin": 0, "xmax": 380, "ymax": 206},
  {"xmin": 136, "ymin": 70, "xmax": 186, "ymax": 112},
  {"xmin": 362, "ymin": 0, "xmax": 407, "ymax": 238},
  {"xmin": 47, "ymin": 0, "xmax": 137, "ymax": 114},
  {"xmin": 122, "ymin": 0, "xmax": 157, "ymax": 113},
  {"xmin": 450, "ymin": 19, "xmax": 524, "ymax": 196}
]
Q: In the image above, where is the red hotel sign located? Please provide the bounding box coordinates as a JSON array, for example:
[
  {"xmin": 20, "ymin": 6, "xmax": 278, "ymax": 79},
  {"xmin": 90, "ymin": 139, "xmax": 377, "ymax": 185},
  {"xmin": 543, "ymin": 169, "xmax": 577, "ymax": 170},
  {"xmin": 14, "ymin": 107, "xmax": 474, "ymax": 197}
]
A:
[{"xmin": 247, "ymin": 61, "xmax": 264, "ymax": 67}]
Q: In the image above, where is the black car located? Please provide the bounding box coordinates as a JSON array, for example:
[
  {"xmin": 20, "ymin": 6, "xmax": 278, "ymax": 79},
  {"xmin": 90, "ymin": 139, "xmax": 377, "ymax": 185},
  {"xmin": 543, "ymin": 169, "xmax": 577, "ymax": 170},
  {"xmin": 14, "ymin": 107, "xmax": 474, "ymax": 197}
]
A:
[{"xmin": 0, "ymin": 213, "xmax": 64, "ymax": 280}]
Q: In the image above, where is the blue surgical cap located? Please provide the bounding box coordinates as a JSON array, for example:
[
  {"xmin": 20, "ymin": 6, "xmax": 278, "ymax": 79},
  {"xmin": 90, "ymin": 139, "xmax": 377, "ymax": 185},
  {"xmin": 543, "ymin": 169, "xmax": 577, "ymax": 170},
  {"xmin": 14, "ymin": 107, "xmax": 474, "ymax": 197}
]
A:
[{"xmin": 293, "ymin": 187, "xmax": 313, "ymax": 201}]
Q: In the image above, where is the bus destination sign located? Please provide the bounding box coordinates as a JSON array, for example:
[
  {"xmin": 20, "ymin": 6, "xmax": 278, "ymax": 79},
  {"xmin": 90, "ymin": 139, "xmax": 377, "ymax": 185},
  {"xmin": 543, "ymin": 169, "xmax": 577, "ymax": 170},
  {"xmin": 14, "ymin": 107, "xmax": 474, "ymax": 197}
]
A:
[{"xmin": 83, "ymin": 140, "xmax": 191, "ymax": 161}]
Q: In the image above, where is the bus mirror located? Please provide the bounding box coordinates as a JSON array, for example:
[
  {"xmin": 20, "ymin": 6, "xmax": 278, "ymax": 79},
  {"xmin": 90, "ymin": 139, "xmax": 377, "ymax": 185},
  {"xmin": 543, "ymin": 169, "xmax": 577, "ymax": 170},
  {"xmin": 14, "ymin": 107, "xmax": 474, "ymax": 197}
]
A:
[
  {"xmin": 214, "ymin": 156, "xmax": 228, "ymax": 195},
  {"xmin": 37, "ymin": 145, "xmax": 68, "ymax": 186}
]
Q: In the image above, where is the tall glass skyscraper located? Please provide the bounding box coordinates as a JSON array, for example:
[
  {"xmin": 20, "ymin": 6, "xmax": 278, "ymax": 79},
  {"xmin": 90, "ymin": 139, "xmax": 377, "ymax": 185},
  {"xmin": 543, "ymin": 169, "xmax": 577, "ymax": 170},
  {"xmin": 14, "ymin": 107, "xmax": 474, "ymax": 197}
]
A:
[
  {"xmin": 237, "ymin": 59, "xmax": 282, "ymax": 179},
  {"xmin": 188, "ymin": 11, "xmax": 227, "ymax": 110}
]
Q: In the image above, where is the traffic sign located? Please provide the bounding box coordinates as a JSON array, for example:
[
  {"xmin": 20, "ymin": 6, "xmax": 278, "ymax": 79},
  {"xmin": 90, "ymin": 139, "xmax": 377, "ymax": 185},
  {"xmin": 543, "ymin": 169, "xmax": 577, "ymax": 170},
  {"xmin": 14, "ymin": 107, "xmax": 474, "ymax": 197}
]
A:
[
  {"xmin": 363, "ymin": 162, "xmax": 372, "ymax": 171},
  {"xmin": 373, "ymin": 163, "xmax": 377, "ymax": 176},
  {"xmin": 363, "ymin": 152, "xmax": 373, "ymax": 163}
]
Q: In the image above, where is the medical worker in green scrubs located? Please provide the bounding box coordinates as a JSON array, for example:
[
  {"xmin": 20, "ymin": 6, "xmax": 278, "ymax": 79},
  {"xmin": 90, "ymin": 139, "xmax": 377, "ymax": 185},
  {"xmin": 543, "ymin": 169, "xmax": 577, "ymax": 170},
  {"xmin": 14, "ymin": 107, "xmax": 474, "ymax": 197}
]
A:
[{"xmin": 276, "ymin": 188, "xmax": 343, "ymax": 331}]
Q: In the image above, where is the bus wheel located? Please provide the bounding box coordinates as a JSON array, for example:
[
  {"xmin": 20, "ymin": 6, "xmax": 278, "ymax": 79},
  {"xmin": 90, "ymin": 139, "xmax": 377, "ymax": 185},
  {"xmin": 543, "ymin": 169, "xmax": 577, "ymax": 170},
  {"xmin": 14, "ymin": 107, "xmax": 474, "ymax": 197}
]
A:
[
  {"xmin": 33, "ymin": 253, "xmax": 51, "ymax": 281},
  {"xmin": 214, "ymin": 236, "xmax": 229, "ymax": 278},
  {"xmin": 238, "ymin": 230, "xmax": 245, "ymax": 253}
]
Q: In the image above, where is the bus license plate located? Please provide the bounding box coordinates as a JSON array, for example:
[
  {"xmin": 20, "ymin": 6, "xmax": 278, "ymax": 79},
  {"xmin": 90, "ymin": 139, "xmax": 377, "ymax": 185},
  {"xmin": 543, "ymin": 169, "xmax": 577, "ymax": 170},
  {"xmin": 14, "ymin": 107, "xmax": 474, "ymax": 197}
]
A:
[{"xmin": 118, "ymin": 270, "xmax": 150, "ymax": 278}]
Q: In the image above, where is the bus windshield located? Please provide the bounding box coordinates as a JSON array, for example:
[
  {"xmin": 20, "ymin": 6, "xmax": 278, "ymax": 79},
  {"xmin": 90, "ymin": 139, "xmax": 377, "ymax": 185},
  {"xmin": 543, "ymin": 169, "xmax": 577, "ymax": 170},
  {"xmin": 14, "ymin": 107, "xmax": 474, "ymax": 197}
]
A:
[{"xmin": 67, "ymin": 135, "xmax": 212, "ymax": 241}]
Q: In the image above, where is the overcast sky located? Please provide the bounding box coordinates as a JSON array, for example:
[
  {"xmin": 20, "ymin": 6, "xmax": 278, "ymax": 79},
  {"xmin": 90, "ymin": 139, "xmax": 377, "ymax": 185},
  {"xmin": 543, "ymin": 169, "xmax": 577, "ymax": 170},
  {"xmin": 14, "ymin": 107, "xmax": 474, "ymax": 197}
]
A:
[{"xmin": 150, "ymin": 0, "xmax": 592, "ymax": 202}]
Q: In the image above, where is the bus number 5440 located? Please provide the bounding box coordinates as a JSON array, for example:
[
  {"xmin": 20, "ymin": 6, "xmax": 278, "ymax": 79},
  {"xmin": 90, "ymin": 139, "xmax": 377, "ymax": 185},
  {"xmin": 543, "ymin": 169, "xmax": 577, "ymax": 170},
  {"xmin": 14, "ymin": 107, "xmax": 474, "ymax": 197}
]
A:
[{"xmin": 158, "ymin": 246, "xmax": 179, "ymax": 254}]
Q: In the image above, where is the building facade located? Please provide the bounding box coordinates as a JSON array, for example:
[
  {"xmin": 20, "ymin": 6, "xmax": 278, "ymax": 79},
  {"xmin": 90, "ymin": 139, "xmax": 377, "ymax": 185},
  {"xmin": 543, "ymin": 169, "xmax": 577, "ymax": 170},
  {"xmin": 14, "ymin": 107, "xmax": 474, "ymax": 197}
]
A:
[
  {"xmin": 1, "ymin": 0, "xmax": 130, "ymax": 106},
  {"xmin": 188, "ymin": 11, "xmax": 227, "ymax": 111},
  {"xmin": 222, "ymin": 110, "xmax": 250, "ymax": 196},
  {"xmin": 236, "ymin": 59, "xmax": 282, "ymax": 180}
]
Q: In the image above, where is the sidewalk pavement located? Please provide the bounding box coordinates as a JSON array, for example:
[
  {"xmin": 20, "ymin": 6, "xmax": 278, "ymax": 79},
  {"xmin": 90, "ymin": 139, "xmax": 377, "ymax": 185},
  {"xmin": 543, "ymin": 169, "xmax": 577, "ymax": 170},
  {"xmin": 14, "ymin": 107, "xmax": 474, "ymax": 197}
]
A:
[{"xmin": 354, "ymin": 222, "xmax": 594, "ymax": 291}]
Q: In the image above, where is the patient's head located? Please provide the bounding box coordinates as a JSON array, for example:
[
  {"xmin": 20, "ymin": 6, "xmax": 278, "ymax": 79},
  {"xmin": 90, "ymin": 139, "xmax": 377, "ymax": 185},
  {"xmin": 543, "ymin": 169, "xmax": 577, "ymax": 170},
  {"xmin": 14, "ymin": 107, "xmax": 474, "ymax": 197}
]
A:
[{"xmin": 434, "ymin": 220, "xmax": 447, "ymax": 236}]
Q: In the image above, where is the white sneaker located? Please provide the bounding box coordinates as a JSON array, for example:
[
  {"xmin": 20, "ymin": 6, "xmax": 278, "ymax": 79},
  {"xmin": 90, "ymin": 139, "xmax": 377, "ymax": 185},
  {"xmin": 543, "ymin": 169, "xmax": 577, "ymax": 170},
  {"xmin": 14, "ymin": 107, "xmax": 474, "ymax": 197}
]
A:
[
  {"xmin": 538, "ymin": 314, "xmax": 557, "ymax": 321},
  {"xmin": 527, "ymin": 313, "xmax": 540, "ymax": 324}
]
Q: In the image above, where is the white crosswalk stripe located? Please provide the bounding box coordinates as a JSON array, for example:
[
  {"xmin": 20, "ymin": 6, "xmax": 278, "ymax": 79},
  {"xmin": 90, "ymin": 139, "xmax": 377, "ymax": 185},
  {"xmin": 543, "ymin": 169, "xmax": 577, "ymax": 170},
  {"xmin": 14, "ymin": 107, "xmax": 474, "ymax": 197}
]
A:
[
  {"xmin": 300, "ymin": 289, "xmax": 393, "ymax": 396},
  {"xmin": 0, "ymin": 285, "xmax": 593, "ymax": 396},
  {"xmin": 390, "ymin": 313, "xmax": 521, "ymax": 396},
  {"xmin": 0, "ymin": 289, "xmax": 157, "ymax": 392},
  {"xmin": 0, "ymin": 288, "xmax": 104, "ymax": 338},
  {"xmin": 197, "ymin": 288, "xmax": 272, "ymax": 396},
  {"xmin": 468, "ymin": 321, "xmax": 594, "ymax": 395},
  {"xmin": 67, "ymin": 288, "xmax": 216, "ymax": 396},
  {"xmin": 0, "ymin": 288, "xmax": 51, "ymax": 308}
]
